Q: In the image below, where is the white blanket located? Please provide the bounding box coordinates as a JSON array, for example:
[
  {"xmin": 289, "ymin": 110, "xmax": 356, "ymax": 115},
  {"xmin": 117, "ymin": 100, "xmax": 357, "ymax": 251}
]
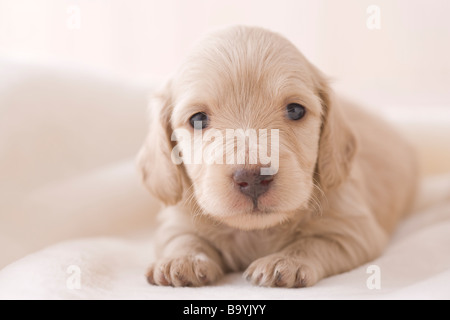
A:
[
  {"xmin": 1, "ymin": 58, "xmax": 450, "ymax": 300},
  {"xmin": 1, "ymin": 183, "xmax": 450, "ymax": 300}
]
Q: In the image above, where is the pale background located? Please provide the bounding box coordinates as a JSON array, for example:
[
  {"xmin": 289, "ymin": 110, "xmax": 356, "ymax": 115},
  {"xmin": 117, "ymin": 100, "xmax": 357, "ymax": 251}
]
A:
[
  {"xmin": 1, "ymin": 0, "xmax": 450, "ymax": 107},
  {"xmin": 1, "ymin": 0, "xmax": 450, "ymax": 271}
]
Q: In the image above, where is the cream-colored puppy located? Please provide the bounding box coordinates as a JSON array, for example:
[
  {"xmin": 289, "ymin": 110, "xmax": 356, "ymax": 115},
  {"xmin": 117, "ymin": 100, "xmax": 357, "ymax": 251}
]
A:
[{"xmin": 137, "ymin": 26, "xmax": 418, "ymax": 287}]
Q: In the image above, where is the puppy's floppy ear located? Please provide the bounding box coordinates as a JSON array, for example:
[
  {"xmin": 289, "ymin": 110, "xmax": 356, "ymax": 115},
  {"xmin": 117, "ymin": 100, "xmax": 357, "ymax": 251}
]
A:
[
  {"xmin": 137, "ymin": 81, "xmax": 185, "ymax": 205},
  {"xmin": 314, "ymin": 70, "xmax": 357, "ymax": 191}
]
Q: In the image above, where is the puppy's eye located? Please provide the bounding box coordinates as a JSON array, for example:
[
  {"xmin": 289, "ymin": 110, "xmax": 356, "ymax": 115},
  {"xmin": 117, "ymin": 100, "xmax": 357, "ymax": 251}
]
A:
[
  {"xmin": 189, "ymin": 112, "xmax": 209, "ymax": 129},
  {"xmin": 286, "ymin": 103, "xmax": 306, "ymax": 121}
]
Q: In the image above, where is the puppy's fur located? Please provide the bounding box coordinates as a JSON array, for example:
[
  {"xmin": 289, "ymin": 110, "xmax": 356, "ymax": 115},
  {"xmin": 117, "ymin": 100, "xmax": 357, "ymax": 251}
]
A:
[{"xmin": 137, "ymin": 26, "xmax": 418, "ymax": 287}]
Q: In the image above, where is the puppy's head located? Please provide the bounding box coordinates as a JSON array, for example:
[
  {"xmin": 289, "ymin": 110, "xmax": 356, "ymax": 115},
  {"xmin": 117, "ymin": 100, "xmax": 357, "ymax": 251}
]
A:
[{"xmin": 137, "ymin": 26, "xmax": 356, "ymax": 230}]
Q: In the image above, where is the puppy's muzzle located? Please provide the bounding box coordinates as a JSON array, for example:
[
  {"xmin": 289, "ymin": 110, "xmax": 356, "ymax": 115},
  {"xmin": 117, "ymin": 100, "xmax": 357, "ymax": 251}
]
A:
[{"xmin": 233, "ymin": 168, "xmax": 274, "ymax": 206}]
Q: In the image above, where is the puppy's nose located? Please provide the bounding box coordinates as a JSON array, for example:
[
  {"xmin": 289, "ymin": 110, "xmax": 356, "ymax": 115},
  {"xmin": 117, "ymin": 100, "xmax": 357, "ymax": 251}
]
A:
[{"xmin": 233, "ymin": 169, "xmax": 274, "ymax": 201}]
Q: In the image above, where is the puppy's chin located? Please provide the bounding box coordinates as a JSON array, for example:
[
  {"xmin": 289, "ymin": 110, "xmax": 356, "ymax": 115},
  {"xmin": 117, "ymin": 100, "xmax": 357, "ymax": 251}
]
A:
[
  {"xmin": 199, "ymin": 201, "xmax": 298, "ymax": 230},
  {"xmin": 213, "ymin": 211, "xmax": 292, "ymax": 230},
  {"xmin": 195, "ymin": 189, "xmax": 309, "ymax": 230}
]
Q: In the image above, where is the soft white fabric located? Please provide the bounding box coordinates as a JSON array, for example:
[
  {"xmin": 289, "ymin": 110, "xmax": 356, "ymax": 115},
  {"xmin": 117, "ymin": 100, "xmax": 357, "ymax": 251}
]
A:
[
  {"xmin": 0, "ymin": 58, "xmax": 160, "ymax": 268},
  {"xmin": 1, "ymin": 194, "xmax": 450, "ymax": 300},
  {"xmin": 1, "ymin": 58, "xmax": 449, "ymax": 299}
]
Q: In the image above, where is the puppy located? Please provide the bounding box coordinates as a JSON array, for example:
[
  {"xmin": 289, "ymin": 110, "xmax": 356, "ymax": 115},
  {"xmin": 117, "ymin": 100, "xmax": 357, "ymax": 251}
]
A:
[{"xmin": 137, "ymin": 26, "xmax": 418, "ymax": 287}]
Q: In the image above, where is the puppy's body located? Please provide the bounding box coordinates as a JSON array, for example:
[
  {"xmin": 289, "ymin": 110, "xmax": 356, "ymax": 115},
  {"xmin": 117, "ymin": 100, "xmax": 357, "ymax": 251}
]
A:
[
  {"xmin": 138, "ymin": 26, "xmax": 418, "ymax": 287},
  {"xmin": 342, "ymin": 99, "xmax": 418, "ymax": 233}
]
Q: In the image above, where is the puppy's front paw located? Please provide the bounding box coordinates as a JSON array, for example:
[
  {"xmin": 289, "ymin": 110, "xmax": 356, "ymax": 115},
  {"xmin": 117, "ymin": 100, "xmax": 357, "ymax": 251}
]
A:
[
  {"xmin": 244, "ymin": 254, "xmax": 319, "ymax": 288},
  {"xmin": 146, "ymin": 253, "xmax": 223, "ymax": 287}
]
